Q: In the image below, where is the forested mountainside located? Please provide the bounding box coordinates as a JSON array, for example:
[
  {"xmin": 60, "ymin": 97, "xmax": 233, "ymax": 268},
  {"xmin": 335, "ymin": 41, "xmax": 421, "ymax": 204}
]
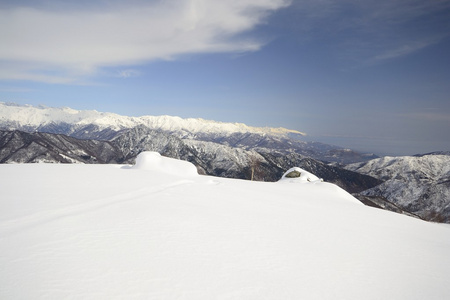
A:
[{"xmin": 347, "ymin": 155, "xmax": 450, "ymax": 223}]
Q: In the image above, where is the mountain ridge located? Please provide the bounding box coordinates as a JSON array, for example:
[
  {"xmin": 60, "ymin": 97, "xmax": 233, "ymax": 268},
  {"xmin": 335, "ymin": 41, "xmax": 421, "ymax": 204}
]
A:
[{"xmin": 0, "ymin": 102, "xmax": 305, "ymax": 137}]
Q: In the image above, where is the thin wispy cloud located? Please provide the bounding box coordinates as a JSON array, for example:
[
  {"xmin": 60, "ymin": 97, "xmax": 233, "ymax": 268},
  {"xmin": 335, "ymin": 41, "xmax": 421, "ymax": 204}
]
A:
[
  {"xmin": 292, "ymin": 0, "xmax": 450, "ymax": 65},
  {"xmin": 366, "ymin": 35, "xmax": 445, "ymax": 64},
  {"xmin": 0, "ymin": 0, "xmax": 290, "ymax": 84}
]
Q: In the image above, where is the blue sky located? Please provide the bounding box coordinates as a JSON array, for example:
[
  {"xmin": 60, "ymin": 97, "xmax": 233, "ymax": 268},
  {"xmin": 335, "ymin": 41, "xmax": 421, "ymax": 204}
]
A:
[{"xmin": 1, "ymin": 0, "xmax": 449, "ymax": 156}]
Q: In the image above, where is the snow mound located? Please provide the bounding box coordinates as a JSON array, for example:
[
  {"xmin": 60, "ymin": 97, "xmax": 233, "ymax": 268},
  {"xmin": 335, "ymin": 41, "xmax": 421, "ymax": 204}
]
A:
[
  {"xmin": 279, "ymin": 167, "xmax": 322, "ymax": 183},
  {"xmin": 132, "ymin": 151, "xmax": 198, "ymax": 177}
]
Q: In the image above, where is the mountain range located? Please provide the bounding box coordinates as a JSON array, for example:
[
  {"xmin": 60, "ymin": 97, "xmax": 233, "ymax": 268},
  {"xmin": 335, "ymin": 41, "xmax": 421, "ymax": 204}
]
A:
[
  {"xmin": 1, "ymin": 102, "xmax": 449, "ymax": 222},
  {"xmin": 0, "ymin": 102, "xmax": 377, "ymax": 164}
]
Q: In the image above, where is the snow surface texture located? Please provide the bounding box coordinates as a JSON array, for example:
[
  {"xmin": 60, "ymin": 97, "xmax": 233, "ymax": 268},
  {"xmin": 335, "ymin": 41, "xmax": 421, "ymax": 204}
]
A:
[
  {"xmin": 0, "ymin": 102, "xmax": 304, "ymax": 136},
  {"xmin": 1, "ymin": 153, "xmax": 450, "ymax": 299}
]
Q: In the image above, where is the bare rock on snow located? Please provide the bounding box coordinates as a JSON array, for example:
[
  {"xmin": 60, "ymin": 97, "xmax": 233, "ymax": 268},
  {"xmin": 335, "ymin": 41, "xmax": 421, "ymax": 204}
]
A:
[{"xmin": 279, "ymin": 167, "xmax": 322, "ymax": 183}]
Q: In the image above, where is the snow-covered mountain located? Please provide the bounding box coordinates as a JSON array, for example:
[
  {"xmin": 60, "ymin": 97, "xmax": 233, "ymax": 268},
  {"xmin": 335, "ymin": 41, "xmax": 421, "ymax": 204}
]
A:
[
  {"xmin": 1, "ymin": 153, "xmax": 449, "ymax": 299},
  {"xmin": 0, "ymin": 102, "xmax": 377, "ymax": 163},
  {"xmin": 0, "ymin": 102, "xmax": 303, "ymax": 138},
  {"xmin": 0, "ymin": 128, "xmax": 381, "ymax": 194},
  {"xmin": 346, "ymin": 154, "xmax": 450, "ymax": 222}
]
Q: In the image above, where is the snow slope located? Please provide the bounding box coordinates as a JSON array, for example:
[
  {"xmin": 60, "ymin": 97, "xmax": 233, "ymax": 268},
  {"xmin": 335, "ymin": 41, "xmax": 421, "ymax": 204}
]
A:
[{"xmin": 1, "ymin": 152, "xmax": 449, "ymax": 299}]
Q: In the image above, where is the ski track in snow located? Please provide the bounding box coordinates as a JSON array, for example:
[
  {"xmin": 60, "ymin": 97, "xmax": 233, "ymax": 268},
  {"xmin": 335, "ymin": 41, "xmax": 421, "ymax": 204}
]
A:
[{"xmin": 0, "ymin": 179, "xmax": 194, "ymax": 237}]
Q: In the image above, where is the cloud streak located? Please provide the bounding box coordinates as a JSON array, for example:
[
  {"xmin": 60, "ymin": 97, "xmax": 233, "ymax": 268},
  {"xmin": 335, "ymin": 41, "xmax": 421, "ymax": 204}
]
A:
[
  {"xmin": 0, "ymin": 0, "xmax": 290, "ymax": 83},
  {"xmin": 291, "ymin": 0, "xmax": 450, "ymax": 65}
]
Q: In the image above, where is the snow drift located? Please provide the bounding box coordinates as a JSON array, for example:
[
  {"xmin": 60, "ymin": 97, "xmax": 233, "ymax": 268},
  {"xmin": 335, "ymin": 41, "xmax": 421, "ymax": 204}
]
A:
[
  {"xmin": 1, "ymin": 155, "xmax": 450, "ymax": 299},
  {"xmin": 132, "ymin": 151, "xmax": 198, "ymax": 177}
]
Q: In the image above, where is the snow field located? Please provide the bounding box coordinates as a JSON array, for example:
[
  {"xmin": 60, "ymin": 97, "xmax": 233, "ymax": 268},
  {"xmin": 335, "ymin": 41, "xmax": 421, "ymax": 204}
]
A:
[{"xmin": 1, "ymin": 152, "xmax": 450, "ymax": 299}]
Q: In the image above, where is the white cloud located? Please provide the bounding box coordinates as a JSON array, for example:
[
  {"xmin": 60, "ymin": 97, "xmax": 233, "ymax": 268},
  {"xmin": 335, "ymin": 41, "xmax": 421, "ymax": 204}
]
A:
[{"xmin": 0, "ymin": 0, "xmax": 290, "ymax": 84}]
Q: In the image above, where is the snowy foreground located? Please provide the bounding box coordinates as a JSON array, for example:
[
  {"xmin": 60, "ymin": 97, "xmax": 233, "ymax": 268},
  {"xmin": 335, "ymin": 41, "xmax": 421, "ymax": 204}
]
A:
[{"xmin": 1, "ymin": 152, "xmax": 450, "ymax": 299}]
